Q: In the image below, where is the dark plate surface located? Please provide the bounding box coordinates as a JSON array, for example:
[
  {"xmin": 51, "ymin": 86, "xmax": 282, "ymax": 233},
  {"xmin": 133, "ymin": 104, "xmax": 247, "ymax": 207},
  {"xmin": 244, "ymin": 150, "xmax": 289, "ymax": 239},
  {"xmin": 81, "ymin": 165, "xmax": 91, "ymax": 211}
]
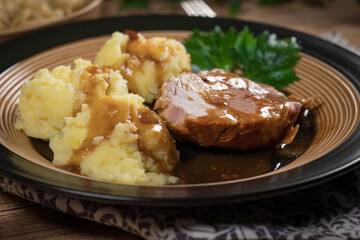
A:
[{"xmin": 1, "ymin": 15, "xmax": 360, "ymax": 206}]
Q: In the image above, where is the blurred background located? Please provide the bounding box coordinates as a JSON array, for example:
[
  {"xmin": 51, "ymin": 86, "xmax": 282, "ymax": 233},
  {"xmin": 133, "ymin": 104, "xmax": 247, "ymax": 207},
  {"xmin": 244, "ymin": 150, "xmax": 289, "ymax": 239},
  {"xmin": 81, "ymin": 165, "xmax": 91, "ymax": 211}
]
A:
[{"xmin": 0, "ymin": 0, "xmax": 359, "ymax": 50}]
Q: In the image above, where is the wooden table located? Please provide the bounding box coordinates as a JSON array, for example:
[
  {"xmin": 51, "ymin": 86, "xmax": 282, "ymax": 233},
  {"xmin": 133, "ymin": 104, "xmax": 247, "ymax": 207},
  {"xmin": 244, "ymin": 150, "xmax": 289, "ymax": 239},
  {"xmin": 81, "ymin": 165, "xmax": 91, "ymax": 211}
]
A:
[{"xmin": 1, "ymin": 0, "xmax": 359, "ymax": 239}]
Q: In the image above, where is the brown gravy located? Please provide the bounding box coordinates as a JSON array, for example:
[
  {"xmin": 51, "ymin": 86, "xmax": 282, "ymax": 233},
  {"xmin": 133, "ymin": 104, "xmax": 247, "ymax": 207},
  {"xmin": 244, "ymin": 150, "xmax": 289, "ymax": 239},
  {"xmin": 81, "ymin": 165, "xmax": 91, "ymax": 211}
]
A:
[
  {"xmin": 67, "ymin": 66, "xmax": 131, "ymax": 170},
  {"xmin": 119, "ymin": 32, "xmax": 166, "ymax": 95},
  {"xmin": 30, "ymin": 108, "xmax": 315, "ymax": 184},
  {"xmin": 132, "ymin": 106, "xmax": 179, "ymax": 173},
  {"xmin": 45, "ymin": 65, "xmax": 178, "ymax": 174},
  {"xmin": 171, "ymin": 109, "xmax": 315, "ymax": 184}
]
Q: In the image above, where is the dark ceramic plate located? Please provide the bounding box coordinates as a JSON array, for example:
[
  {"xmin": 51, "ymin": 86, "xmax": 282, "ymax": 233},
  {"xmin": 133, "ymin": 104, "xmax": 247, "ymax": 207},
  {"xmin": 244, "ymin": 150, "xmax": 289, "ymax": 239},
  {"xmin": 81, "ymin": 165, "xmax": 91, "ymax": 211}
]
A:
[{"xmin": 1, "ymin": 16, "xmax": 360, "ymax": 206}]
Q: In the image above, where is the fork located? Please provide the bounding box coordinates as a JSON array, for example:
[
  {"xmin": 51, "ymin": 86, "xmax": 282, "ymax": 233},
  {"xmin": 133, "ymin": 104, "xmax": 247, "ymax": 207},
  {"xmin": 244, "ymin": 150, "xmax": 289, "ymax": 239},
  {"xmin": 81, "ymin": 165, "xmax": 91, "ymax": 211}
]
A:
[{"xmin": 180, "ymin": 0, "xmax": 217, "ymax": 18}]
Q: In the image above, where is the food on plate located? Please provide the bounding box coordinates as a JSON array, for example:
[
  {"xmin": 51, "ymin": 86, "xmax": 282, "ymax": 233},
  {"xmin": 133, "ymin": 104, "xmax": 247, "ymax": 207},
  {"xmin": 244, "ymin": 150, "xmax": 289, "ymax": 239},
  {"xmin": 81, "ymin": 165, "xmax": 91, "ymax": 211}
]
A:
[
  {"xmin": 16, "ymin": 57, "xmax": 178, "ymax": 185},
  {"xmin": 15, "ymin": 58, "xmax": 127, "ymax": 140},
  {"xmin": 95, "ymin": 31, "xmax": 191, "ymax": 103},
  {"xmin": 154, "ymin": 69, "xmax": 306, "ymax": 150},
  {"xmin": 184, "ymin": 26, "xmax": 301, "ymax": 90},
  {"xmin": 0, "ymin": 0, "xmax": 88, "ymax": 30},
  {"xmin": 15, "ymin": 27, "xmax": 313, "ymax": 185},
  {"xmin": 50, "ymin": 94, "xmax": 179, "ymax": 185}
]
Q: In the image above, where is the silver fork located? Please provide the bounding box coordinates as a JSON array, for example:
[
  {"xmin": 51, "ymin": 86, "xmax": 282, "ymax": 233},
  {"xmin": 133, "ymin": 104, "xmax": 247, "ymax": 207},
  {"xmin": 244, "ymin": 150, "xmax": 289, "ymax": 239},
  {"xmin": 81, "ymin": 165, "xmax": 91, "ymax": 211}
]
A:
[{"xmin": 180, "ymin": 0, "xmax": 217, "ymax": 18}]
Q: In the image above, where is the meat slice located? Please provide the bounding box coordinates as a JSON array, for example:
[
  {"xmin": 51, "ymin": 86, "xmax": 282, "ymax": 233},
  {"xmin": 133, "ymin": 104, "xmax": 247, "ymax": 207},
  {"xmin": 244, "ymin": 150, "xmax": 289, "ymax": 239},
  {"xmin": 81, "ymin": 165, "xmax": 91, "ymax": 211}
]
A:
[{"xmin": 154, "ymin": 69, "xmax": 304, "ymax": 150}]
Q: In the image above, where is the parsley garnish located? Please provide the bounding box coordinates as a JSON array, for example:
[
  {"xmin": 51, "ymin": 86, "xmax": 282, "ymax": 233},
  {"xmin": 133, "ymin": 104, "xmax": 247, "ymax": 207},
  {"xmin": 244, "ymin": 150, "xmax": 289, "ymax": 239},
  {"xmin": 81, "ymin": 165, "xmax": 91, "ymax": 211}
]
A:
[{"xmin": 184, "ymin": 26, "xmax": 301, "ymax": 90}]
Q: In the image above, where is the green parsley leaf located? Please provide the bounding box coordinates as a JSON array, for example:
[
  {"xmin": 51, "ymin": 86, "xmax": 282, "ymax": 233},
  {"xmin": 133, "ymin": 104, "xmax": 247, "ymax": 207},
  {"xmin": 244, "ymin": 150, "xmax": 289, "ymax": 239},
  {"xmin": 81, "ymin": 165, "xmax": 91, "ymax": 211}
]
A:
[
  {"xmin": 183, "ymin": 26, "xmax": 302, "ymax": 90},
  {"xmin": 120, "ymin": 0, "xmax": 149, "ymax": 12},
  {"xmin": 229, "ymin": 0, "xmax": 243, "ymax": 17},
  {"xmin": 184, "ymin": 26, "xmax": 237, "ymax": 71}
]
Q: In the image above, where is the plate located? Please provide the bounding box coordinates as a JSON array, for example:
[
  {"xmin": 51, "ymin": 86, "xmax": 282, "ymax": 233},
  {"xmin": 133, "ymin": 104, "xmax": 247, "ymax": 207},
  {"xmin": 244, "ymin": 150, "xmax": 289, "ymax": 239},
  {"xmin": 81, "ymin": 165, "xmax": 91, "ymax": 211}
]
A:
[{"xmin": 1, "ymin": 16, "xmax": 360, "ymax": 206}]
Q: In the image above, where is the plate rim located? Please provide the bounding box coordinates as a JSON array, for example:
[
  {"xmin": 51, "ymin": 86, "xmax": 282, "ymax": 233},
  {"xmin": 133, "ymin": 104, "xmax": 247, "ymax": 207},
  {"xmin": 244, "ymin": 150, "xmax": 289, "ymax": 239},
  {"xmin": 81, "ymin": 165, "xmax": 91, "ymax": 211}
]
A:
[{"xmin": 1, "ymin": 15, "xmax": 360, "ymax": 206}]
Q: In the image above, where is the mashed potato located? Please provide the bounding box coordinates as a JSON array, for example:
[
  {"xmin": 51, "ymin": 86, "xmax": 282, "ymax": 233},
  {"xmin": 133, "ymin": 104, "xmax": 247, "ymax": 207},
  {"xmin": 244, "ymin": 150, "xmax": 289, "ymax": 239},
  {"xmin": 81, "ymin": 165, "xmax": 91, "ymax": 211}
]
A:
[
  {"xmin": 15, "ymin": 30, "xmax": 187, "ymax": 185},
  {"xmin": 16, "ymin": 56, "xmax": 179, "ymax": 185},
  {"xmin": 15, "ymin": 68, "xmax": 75, "ymax": 140},
  {"xmin": 50, "ymin": 94, "xmax": 179, "ymax": 185},
  {"xmin": 15, "ymin": 58, "xmax": 128, "ymax": 140},
  {"xmin": 95, "ymin": 31, "xmax": 191, "ymax": 103}
]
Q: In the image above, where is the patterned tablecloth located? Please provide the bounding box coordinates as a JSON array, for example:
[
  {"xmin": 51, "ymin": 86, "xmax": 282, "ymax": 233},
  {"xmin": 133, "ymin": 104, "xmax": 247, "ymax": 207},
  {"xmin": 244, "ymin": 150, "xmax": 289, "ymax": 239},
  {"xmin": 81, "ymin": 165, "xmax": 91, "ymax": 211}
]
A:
[{"xmin": 2, "ymin": 166, "xmax": 360, "ymax": 240}]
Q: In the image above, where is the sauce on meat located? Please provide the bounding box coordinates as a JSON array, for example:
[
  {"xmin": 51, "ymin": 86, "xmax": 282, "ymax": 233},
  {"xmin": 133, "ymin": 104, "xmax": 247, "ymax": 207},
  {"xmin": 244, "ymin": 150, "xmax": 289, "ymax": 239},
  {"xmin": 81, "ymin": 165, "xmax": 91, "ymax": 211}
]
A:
[
  {"xmin": 155, "ymin": 69, "xmax": 303, "ymax": 150},
  {"xmin": 198, "ymin": 70, "xmax": 292, "ymax": 118}
]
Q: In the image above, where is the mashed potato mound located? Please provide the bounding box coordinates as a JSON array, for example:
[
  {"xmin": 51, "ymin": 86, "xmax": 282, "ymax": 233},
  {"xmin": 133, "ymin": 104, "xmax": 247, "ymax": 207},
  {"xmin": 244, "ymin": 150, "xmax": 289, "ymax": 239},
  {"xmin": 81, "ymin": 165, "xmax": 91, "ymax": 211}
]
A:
[
  {"xmin": 95, "ymin": 31, "xmax": 191, "ymax": 103},
  {"xmin": 50, "ymin": 94, "xmax": 179, "ymax": 185},
  {"xmin": 16, "ymin": 31, "xmax": 184, "ymax": 185},
  {"xmin": 15, "ymin": 67, "xmax": 75, "ymax": 140},
  {"xmin": 15, "ymin": 58, "xmax": 128, "ymax": 140}
]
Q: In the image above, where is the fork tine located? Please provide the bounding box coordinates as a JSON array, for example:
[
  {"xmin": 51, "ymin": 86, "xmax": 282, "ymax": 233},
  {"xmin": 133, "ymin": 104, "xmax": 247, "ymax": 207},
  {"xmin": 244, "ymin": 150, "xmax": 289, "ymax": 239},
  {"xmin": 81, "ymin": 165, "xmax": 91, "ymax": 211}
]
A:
[
  {"xmin": 188, "ymin": 0, "xmax": 208, "ymax": 17},
  {"xmin": 196, "ymin": 0, "xmax": 217, "ymax": 18},
  {"xmin": 181, "ymin": 0, "xmax": 217, "ymax": 18},
  {"xmin": 180, "ymin": 1, "xmax": 198, "ymax": 17}
]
